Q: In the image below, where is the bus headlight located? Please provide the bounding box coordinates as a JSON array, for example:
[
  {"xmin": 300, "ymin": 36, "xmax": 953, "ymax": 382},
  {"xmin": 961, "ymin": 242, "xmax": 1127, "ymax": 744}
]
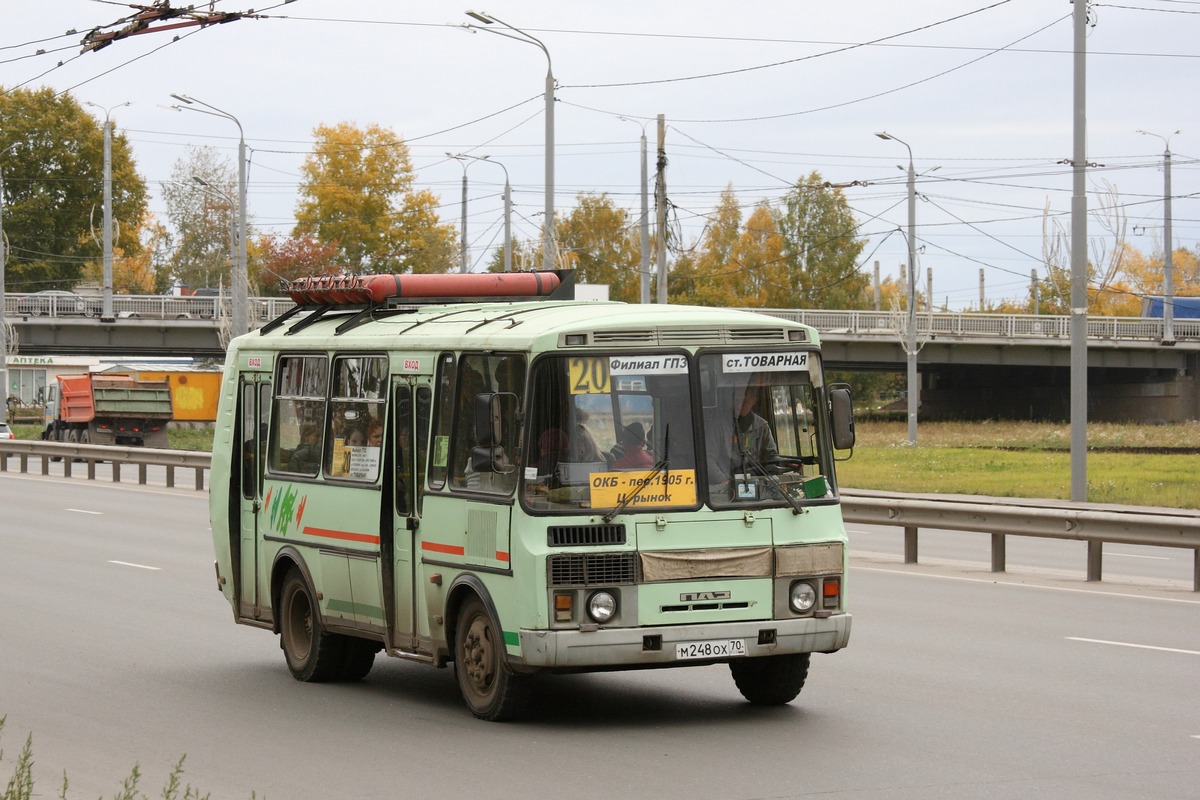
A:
[
  {"xmin": 789, "ymin": 581, "xmax": 817, "ymax": 613},
  {"xmin": 586, "ymin": 590, "xmax": 618, "ymax": 623}
]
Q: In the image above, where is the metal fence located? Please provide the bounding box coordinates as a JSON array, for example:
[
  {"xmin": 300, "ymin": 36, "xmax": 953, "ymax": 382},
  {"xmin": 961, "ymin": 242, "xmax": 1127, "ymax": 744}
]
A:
[
  {"xmin": 6, "ymin": 294, "xmax": 1200, "ymax": 344},
  {"xmin": 2, "ymin": 440, "xmax": 1197, "ymax": 591}
]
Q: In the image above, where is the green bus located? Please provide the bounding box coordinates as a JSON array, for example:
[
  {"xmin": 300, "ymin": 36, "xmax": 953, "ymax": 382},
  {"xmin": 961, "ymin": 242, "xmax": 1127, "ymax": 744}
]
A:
[{"xmin": 209, "ymin": 270, "xmax": 856, "ymax": 720}]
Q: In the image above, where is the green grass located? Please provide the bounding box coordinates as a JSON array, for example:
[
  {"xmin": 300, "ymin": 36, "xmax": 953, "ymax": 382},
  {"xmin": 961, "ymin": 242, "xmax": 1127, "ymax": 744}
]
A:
[
  {"xmin": 9, "ymin": 420, "xmax": 1198, "ymax": 508},
  {"xmin": 841, "ymin": 421, "xmax": 1200, "ymax": 508}
]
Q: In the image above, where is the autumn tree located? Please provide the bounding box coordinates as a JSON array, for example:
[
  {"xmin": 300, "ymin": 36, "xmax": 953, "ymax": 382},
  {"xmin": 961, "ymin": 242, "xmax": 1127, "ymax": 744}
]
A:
[
  {"xmin": 0, "ymin": 86, "xmax": 147, "ymax": 291},
  {"xmin": 80, "ymin": 210, "xmax": 170, "ymax": 294},
  {"xmin": 765, "ymin": 172, "xmax": 868, "ymax": 310},
  {"xmin": 293, "ymin": 122, "xmax": 455, "ymax": 274},
  {"xmin": 252, "ymin": 233, "xmax": 340, "ymax": 295},
  {"xmin": 161, "ymin": 146, "xmax": 239, "ymax": 292},
  {"xmin": 552, "ymin": 193, "xmax": 642, "ymax": 302},
  {"xmin": 733, "ymin": 203, "xmax": 786, "ymax": 307},
  {"xmin": 670, "ymin": 187, "xmax": 746, "ymax": 307}
]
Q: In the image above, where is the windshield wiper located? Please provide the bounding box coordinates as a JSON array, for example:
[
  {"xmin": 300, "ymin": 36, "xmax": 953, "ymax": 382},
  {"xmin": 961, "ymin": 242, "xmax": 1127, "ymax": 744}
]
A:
[
  {"xmin": 737, "ymin": 447, "xmax": 804, "ymax": 515},
  {"xmin": 602, "ymin": 426, "xmax": 670, "ymax": 523}
]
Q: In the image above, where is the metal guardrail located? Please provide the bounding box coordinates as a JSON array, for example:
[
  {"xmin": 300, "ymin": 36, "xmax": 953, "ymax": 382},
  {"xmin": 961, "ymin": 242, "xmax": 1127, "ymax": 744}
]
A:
[
  {"xmin": 0, "ymin": 439, "xmax": 211, "ymax": 490},
  {"xmin": 2, "ymin": 440, "xmax": 1197, "ymax": 590},
  {"xmin": 841, "ymin": 489, "xmax": 1200, "ymax": 592}
]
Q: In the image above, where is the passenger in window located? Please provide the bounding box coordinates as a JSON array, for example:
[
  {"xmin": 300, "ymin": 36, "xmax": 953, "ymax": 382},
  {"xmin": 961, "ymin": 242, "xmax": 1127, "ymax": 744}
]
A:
[
  {"xmin": 611, "ymin": 422, "xmax": 653, "ymax": 469},
  {"xmin": 347, "ymin": 427, "xmax": 367, "ymax": 447},
  {"xmin": 290, "ymin": 425, "xmax": 321, "ymax": 472},
  {"xmin": 367, "ymin": 419, "xmax": 383, "ymax": 447}
]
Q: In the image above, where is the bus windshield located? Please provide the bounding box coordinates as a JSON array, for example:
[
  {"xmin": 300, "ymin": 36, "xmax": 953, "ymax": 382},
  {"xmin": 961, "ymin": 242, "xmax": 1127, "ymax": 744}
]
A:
[
  {"xmin": 523, "ymin": 353, "xmax": 697, "ymax": 513},
  {"xmin": 699, "ymin": 351, "xmax": 831, "ymax": 509},
  {"xmin": 522, "ymin": 349, "xmax": 833, "ymax": 513}
]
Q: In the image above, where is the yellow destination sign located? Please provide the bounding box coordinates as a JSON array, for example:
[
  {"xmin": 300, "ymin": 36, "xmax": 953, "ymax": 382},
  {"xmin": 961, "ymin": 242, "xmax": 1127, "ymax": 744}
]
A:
[{"xmin": 589, "ymin": 469, "xmax": 697, "ymax": 508}]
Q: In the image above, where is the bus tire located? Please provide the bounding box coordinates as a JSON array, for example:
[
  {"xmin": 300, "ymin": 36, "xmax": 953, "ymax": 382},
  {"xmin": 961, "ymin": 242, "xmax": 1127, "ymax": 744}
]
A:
[
  {"xmin": 454, "ymin": 597, "xmax": 528, "ymax": 721},
  {"xmin": 279, "ymin": 568, "xmax": 345, "ymax": 682},
  {"xmin": 339, "ymin": 638, "xmax": 378, "ymax": 682},
  {"xmin": 729, "ymin": 652, "xmax": 810, "ymax": 706}
]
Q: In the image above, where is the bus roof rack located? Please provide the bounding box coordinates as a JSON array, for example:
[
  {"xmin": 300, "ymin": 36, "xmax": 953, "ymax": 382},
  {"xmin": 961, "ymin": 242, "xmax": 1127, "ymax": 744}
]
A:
[{"xmin": 259, "ymin": 270, "xmax": 577, "ymax": 336}]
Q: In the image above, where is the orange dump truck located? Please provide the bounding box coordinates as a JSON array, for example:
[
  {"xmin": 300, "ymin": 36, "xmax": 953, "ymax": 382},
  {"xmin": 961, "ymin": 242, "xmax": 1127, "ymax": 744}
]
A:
[{"xmin": 45, "ymin": 374, "xmax": 174, "ymax": 448}]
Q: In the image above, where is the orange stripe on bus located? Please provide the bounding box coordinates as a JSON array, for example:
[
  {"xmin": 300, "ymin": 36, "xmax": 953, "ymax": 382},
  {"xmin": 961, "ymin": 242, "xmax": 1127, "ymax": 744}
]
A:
[
  {"xmin": 302, "ymin": 527, "xmax": 381, "ymax": 545},
  {"xmin": 496, "ymin": 551, "xmax": 510, "ymax": 562},
  {"xmin": 421, "ymin": 541, "xmax": 465, "ymax": 556}
]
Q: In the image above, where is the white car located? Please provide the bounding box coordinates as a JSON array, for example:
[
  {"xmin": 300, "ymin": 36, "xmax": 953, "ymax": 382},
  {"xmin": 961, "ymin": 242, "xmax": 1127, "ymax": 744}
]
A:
[{"xmin": 0, "ymin": 421, "xmax": 14, "ymax": 440}]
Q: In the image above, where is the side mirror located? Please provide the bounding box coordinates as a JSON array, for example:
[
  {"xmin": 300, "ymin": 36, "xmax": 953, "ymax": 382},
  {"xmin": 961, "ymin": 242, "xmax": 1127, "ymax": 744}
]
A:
[
  {"xmin": 473, "ymin": 392, "xmax": 502, "ymax": 449},
  {"xmin": 829, "ymin": 384, "xmax": 855, "ymax": 453},
  {"xmin": 470, "ymin": 392, "xmax": 517, "ymax": 474}
]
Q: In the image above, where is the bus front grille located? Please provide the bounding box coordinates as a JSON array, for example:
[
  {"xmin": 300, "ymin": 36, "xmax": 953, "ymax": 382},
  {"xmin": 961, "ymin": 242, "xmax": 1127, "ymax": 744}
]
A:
[
  {"xmin": 548, "ymin": 552, "xmax": 639, "ymax": 586},
  {"xmin": 547, "ymin": 523, "xmax": 627, "ymax": 547}
]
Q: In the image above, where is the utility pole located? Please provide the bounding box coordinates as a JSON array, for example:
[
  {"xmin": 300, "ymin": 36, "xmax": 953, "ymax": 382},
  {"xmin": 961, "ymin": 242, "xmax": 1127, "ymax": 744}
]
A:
[
  {"xmin": 873, "ymin": 261, "xmax": 881, "ymax": 310},
  {"xmin": 1137, "ymin": 129, "xmax": 1179, "ymax": 345},
  {"xmin": 1069, "ymin": 0, "xmax": 1089, "ymax": 506},
  {"xmin": 655, "ymin": 114, "xmax": 667, "ymax": 304},
  {"xmin": 1, "ymin": 163, "xmax": 8, "ymax": 406},
  {"xmin": 639, "ymin": 125, "xmax": 650, "ymax": 304},
  {"xmin": 86, "ymin": 102, "xmax": 130, "ymax": 323}
]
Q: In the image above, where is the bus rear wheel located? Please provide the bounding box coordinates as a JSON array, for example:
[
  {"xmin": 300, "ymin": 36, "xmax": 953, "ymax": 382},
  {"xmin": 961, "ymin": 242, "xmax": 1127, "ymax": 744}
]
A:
[
  {"xmin": 279, "ymin": 569, "xmax": 344, "ymax": 682},
  {"xmin": 454, "ymin": 597, "xmax": 529, "ymax": 721},
  {"xmin": 729, "ymin": 653, "xmax": 810, "ymax": 705}
]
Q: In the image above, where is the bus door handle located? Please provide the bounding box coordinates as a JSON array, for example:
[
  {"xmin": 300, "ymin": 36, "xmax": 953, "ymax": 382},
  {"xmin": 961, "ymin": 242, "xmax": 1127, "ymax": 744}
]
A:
[{"xmin": 406, "ymin": 517, "xmax": 420, "ymax": 531}]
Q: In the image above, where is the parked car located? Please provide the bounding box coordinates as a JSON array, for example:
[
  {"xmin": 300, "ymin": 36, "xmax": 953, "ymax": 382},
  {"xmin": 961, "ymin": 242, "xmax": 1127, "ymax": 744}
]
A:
[
  {"xmin": 0, "ymin": 421, "xmax": 14, "ymax": 440},
  {"xmin": 16, "ymin": 290, "xmax": 97, "ymax": 317}
]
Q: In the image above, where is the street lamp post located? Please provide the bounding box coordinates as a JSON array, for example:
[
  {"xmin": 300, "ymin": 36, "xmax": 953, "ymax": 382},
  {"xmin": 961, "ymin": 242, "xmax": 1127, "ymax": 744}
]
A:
[
  {"xmin": 448, "ymin": 154, "xmax": 472, "ymax": 273},
  {"xmin": 618, "ymin": 117, "xmax": 651, "ymax": 304},
  {"xmin": 451, "ymin": 153, "xmax": 512, "ymax": 272},
  {"xmin": 171, "ymin": 93, "xmax": 248, "ymax": 338},
  {"xmin": 876, "ymin": 131, "xmax": 919, "ymax": 446},
  {"xmin": 1137, "ymin": 129, "xmax": 1180, "ymax": 345},
  {"xmin": 465, "ymin": 11, "xmax": 555, "ymax": 271},
  {"xmin": 85, "ymin": 101, "xmax": 131, "ymax": 323}
]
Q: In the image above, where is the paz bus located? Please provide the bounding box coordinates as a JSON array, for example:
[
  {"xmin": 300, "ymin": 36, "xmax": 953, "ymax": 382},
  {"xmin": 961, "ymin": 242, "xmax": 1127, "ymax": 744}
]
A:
[{"xmin": 209, "ymin": 270, "xmax": 856, "ymax": 720}]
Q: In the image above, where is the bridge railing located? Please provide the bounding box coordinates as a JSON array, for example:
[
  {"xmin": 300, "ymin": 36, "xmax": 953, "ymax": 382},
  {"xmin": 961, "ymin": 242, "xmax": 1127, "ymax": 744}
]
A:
[
  {"xmin": 2, "ymin": 439, "xmax": 1196, "ymax": 591},
  {"xmin": 6, "ymin": 294, "xmax": 1199, "ymax": 343},
  {"xmin": 753, "ymin": 307, "xmax": 1200, "ymax": 342}
]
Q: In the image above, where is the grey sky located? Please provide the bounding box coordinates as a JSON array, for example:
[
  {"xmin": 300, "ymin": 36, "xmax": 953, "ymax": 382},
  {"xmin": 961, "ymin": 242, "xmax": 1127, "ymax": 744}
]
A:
[{"xmin": 3, "ymin": 1, "xmax": 1196, "ymax": 308}]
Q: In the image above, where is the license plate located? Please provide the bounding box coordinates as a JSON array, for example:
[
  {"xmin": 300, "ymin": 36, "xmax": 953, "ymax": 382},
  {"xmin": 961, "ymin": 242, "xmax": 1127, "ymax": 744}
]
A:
[{"xmin": 675, "ymin": 639, "xmax": 747, "ymax": 660}]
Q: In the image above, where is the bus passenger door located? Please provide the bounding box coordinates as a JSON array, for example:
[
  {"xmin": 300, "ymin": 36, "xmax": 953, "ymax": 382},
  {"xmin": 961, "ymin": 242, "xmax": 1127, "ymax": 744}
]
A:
[
  {"xmin": 237, "ymin": 377, "xmax": 271, "ymax": 619},
  {"xmin": 386, "ymin": 381, "xmax": 430, "ymax": 652}
]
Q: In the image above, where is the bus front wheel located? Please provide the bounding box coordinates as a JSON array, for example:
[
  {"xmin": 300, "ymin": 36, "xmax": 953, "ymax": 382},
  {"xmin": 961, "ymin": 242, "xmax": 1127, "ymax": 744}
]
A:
[
  {"xmin": 454, "ymin": 597, "xmax": 529, "ymax": 721},
  {"xmin": 279, "ymin": 569, "xmax": 344, "ymax": 682},
  {"xmin": 729, "ymin": 652, "xmax": 810, "ymax": 705}
]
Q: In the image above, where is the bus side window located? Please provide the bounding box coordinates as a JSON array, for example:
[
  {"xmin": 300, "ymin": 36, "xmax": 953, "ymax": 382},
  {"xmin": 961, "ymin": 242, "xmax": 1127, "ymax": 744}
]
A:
[
  {"xmin": 270, "ymin": 355, "xmax": 328, "ymax": 476},
  {"xmin": 325, "ymin": 355, "xmax": 386, "ymax": 482},
  {"xmin": 428, "ymin": 353, "xmax": 456, "ymax": 491}
]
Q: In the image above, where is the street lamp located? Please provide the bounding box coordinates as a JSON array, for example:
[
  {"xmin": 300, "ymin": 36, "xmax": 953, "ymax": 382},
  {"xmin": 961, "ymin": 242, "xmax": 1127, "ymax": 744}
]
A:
[
  {"xmin": 1136, "ymin": 129, "xmax": 1181, "ymax": 345},
  {"xmin": 875, "ymin": 131, "xmax": 919, "ymax": 446},
  {"xmin": 464, "ymin": 11, "xmax": 555, "ymax": 271},
  {"xmin": 450, "ymin": 153, "xmax": 512, "ymax": 272},
  {"xmin": 85, "ymin": 101, "xmax": 131, "ymax": 323},
  {"xmin": 618, "ymin": 116, "xmax": 651, "ymax": 304},
  {"xmin": 171, "ymin": 93, "xmax": 248, "ymax": 338}
]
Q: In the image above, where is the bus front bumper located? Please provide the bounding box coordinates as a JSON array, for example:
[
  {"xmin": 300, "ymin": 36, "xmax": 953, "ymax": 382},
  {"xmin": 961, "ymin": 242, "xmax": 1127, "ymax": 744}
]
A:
[{"xmin": 515, "ymin": 612, "xmax": 851, "ymax": 669}]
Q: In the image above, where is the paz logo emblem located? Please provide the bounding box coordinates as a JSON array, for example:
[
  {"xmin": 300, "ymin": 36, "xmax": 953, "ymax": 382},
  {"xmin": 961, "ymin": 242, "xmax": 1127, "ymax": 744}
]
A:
[{"xmin": 680, "ymin": 591, "xmax": 731, "ymax": 602}]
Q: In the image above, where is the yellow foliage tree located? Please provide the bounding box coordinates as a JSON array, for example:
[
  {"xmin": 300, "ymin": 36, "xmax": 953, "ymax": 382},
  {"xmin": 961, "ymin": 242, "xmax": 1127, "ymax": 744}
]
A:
[{"xmin": 294, "ymin": 122, "xmax": 455, "ymax": 274}]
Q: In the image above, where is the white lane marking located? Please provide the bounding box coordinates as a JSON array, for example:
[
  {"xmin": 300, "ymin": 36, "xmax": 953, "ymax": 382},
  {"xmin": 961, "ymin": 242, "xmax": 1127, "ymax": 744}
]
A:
[
  {"xmin": 1067, "ymin": 637, "xmax": 1200, "ymax": 656},
  {"xmin": 67, "ymin": 508, "xmax": 103, "ymax": 515},
  {"xmin": 1108, "ymin": 552, "xmax": 1171, "ymax": 561},
  {"xmin": 852, "ymin": 565, "xmax": 1200, "ymax": 605},
  {"xmin": 108, "ymin": 560, "xmax": 161, "ymax": 571}
]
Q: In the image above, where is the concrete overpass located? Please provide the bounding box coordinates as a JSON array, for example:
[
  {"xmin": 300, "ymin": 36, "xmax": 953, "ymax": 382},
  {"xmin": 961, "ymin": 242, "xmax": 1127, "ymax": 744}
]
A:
[{"xmin": 5, "ymin": 295, "xmax": 1199, "ymax": 422}]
